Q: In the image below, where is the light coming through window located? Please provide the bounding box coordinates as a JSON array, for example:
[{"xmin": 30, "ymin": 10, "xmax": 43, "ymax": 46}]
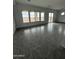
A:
[
  {"xmin": 49, "ymin": 13, "xmax": 54, "ymax": 23},
  {"xmin": 41, "ymin": 12, "xmax": 44, "ymax": 21},
  {"xmin": 22, "ymin": 11, "xmax": 29, "ymax": 23}
]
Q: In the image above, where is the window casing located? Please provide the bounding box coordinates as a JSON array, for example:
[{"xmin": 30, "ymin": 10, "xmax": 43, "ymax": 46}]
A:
[
  {"xmin": 30, "ymin": 12, "xmax": 36, "ymax": 22},
  {"xmin": 22, "ymin": 11, "xmax": 45, "ymax": 23},
  {"xmin": 35, "ymin": 12, "xmax": 40, "ymax": 21},
  {"xmin": 22, "ymin": 11, "xmax": 29, "ymax": 23},
  {"xmin": 41, "ymin": 12, "xmax": 44, "ymax": 21},
  {"xmin": 49, "ymin": 13, "xmax": 54, "ymax": 23}
]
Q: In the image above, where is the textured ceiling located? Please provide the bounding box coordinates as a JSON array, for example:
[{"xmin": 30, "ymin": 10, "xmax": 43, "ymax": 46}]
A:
[{"xmin": 15, "ymin": 0, "xmax": 65, "ymax": 9}]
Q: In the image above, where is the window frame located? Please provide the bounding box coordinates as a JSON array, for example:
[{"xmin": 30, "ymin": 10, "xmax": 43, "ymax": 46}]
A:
[
  {"xmin": 22, "ymin": 11, "xmax": 46, "ymax": 23},
  {"xmin": 41, "ymin": 12, "xmax": 45, "ymax": 21},
  {"xmin": 30, "ymin": 11, "xmax": 36, "ymax": 22},
  {"xmin": 48, "ymin": 12, "xmax": 54, "ymax": 23},
  {"xmin": 22, "ymin": 11, "xmax": 30, "ymax": 23}
]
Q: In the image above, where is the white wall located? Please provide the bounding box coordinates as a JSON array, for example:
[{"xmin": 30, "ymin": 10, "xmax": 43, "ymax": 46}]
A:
[
  {"xmin": 13, "ymin": 0, "xmax": 16, "ymax": 33},
  {"xmin": 13, "ymin": 0, "xmax": 16, "ymax": 5},
  {"xmin": 16, "ymin": 0, "xmax": 65, "ymax": 9},
  {"xmin": 58, "ymin": 12, "xmax": 65, "ymax": 22},
  {"xmin": 55, "ymin": 10, "xmax": 65, "ymax": 23},
  {"xmin": 14, "ymin": 3, "xmax": 57, "ymax": 28}
]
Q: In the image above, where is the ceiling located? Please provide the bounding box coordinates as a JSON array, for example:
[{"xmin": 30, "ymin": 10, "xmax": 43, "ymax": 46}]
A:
[{"xmin": 15, "ymin": 0, "xmax": 65, "ymax": 9}]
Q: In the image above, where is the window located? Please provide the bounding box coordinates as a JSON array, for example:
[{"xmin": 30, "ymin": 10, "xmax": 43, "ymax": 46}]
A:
[
  {"xmin": 30, "ymin": 12, "xmax": 36, "ymax": 22},
  {"xmin": 49, "ymin": 13, "xmax": 54, "ymax": 23},
  {"xmin": 22, "ymin": 11, "xmax": 45, "ymax": 23},
  {"xmin": 61, "ymin": 12, "xmax": 65, "ymax": 15},
  {"xmin": 41, "ymin": 12, "xmax": 44, "ymax": 21},
  {"xmin": 35, "ymin": 12, "xmax": 40, "ymax": 21},
  {"xmin": 22, "ymin": 11, "xmax": 29, "ymax": 23}
]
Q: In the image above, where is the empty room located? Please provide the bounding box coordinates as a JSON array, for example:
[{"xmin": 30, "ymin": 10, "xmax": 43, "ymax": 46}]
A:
[{"xmin": 13, "ymin": 0, "xmax": 65, "ymax": 59}]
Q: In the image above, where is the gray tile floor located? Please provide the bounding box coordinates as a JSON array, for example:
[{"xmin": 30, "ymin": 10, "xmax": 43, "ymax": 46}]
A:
[{"xmin": 13, "ymin": 23, "xmax": 65, "ymax": 59}]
